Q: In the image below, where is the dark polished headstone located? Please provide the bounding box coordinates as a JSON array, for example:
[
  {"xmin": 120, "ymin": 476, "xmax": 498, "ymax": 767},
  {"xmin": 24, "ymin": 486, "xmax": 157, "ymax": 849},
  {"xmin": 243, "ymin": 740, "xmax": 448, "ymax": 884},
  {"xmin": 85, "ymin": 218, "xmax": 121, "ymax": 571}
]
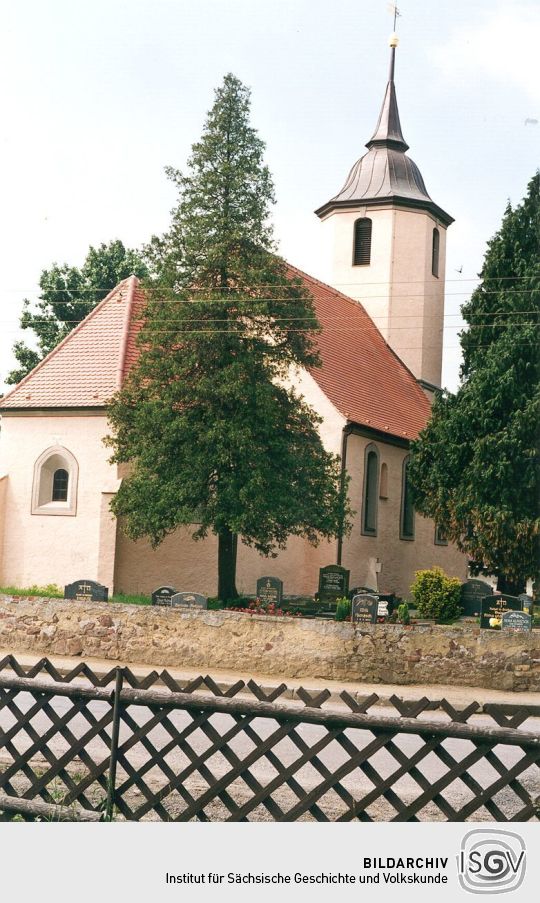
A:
[
  {"xmin": 480, "ymin": 594, "xmax": 522, "ymax": 630},
  {"xmin": 460, "ymin": 579, "xmax": 493, "ymax": 617},
  {"xmin": 256, "ymin": 576, "xmax": 283, "ymax": 605},
  {"xmin": 151, "ymin": 586, "xmax": 177, "ymax": 607},
  {"xmin": 318, "ymin": 565, "xmax": 350, "ymax": 601},
  {"xmin": 64, "ymin": 579, "xmax": 108, "ymax": 602},
  {"xmin": 502, "ymin": 610, "xmax": 532, "ymax": 633},
  {"xmin": 351, "ymin": 594, "xmax": 378, "ymax": 625},
  {"xmin": 170, "ymin": 592, "xmax": 208, "ymax": 610}
]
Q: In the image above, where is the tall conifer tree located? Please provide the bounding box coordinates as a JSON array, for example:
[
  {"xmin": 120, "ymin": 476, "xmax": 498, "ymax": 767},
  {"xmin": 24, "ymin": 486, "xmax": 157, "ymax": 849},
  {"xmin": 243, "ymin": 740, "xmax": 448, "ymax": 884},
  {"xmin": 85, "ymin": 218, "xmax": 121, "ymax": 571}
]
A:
[
  {"xmin": 409, "ymin": 173, "xmax": 540, "ymax": 589},
  {"xmin": 107, "ymin": 74, "xmax": 349, "ymax": 599}
]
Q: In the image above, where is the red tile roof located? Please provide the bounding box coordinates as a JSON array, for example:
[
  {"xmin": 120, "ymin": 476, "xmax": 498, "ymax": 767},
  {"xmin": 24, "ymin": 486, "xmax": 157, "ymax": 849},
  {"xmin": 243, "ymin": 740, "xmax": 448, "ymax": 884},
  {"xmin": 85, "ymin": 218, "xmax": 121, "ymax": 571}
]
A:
[
  {"xmin": 290, "ymin": 265, "xmax": 430, "ymax": 438},
  {"xmin": 0, "ymin": 271, "xmax": 430, "ymax": 438}
]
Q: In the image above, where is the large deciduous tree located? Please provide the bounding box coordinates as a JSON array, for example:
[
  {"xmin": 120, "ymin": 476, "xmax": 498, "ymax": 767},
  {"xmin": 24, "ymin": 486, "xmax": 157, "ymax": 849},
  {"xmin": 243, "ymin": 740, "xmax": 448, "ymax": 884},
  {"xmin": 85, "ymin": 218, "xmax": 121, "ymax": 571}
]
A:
[
  {"xmin": 106, "ymin": 73, "xmax": 349, "ymax": 600},
  {"xmin": 409, "ymin": 173, "xmax": 540, "ymax": 590},
  {"xmin": 7, "ymin": 240, "xmax": 148, "ymax": 384}
]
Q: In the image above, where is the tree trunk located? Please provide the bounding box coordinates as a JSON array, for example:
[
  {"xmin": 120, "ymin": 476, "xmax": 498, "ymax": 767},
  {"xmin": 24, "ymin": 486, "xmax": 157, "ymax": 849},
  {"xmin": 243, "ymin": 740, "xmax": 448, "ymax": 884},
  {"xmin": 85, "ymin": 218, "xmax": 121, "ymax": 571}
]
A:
[{"xmin": 218, "ymin": 528, "xmax": 239, "ymax": 601}]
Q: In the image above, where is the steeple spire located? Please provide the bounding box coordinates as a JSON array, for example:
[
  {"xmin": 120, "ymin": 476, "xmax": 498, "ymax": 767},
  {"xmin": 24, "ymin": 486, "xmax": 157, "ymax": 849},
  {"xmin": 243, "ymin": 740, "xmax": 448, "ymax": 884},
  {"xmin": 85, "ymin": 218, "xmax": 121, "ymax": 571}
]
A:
[
  {"xmin": 366, "ymin": 34, "xmax": 408, "ymax": 152},
  {"xmin": 315, "ymin": 29, "xmax": 453, "ymax": 228}
]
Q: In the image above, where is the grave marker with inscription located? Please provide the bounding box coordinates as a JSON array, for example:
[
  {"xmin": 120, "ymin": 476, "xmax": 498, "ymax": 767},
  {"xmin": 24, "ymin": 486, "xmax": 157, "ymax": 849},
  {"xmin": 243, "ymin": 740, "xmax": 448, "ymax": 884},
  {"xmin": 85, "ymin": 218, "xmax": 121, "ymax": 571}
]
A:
[
  {"xmin": 170, "ymin": 592, "xmax": 208, "ymax": 610},
  {"xmin": 460, "ymin": 579, "xmax": 493, "ymax": 617},
  {"xmin": 502, "ymin": 611, "xmax": 532, "ymax": 633},
  {"xmin": 480, "ymin": 594, "xmax": 522, "ymax": 630},
  {"xmin": 64, "ymin": 580, "xmax": 108, "ymax": 602},
  {"xmin": 256, "ymin": 576, "xmax": 283, "ymax": 606},
  {"xmin": 151, "ymin": 586, "xmax": 177, "ymax": 607},
  {"xmin": 317, "ymin": 565, "xmax": 350, "ymax": 601},
  {"xmin": 351, "ymin": 594, "xmax": 378, "ymax": 625}
]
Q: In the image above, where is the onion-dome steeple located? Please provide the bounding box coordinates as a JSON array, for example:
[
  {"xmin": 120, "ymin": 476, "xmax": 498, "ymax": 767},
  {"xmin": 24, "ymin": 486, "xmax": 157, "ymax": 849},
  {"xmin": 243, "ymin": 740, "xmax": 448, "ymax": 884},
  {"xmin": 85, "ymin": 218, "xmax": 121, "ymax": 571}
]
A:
[{"xmin": 315, "ymin": 35, "xmax": 453, "ymax": 226}]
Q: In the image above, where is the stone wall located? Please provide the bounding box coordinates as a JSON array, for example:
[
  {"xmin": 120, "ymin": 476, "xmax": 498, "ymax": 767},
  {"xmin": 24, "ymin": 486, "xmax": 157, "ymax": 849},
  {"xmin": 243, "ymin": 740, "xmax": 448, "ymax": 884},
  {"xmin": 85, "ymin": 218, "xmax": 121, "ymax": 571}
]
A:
[{"xmin": 1, "ymin": 595, "xmax": 538, "ymax": 691}]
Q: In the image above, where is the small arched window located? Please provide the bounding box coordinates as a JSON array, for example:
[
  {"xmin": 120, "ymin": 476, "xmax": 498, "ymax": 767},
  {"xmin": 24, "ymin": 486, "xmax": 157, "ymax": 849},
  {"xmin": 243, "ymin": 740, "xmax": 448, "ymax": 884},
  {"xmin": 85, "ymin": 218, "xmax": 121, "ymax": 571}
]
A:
[
  {"xmin": 52, "ymin": 468, "xmax": 69, "ymax": 502},
  {"xmin": 361, "ymin": 444, "xmax": 379, "ymax": 535},
  {"xmin": 32, "ymin": 447, "xmax": 78, "ymax": 516},
  {"xmin": 432, "ymin": 227, "xmax": 440, "ymax": 278},
  {"xmin": 400, "ymin": 456, "xmax": 415, "ymax": 540},
  {"xmin": 353, "ymin": 217, "xmax": 372, "ymax": 266}
]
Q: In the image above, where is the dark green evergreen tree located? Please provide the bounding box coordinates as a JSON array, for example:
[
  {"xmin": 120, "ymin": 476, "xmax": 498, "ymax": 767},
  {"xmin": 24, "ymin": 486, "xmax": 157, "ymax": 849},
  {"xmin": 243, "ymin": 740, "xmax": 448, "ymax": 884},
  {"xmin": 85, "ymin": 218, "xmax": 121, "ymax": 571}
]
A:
[
  {"xmin": 7, "ymin": 240, "xmax": 148, "ymax": 383},
  {"xmin": 107, "ymin": 74, "xmax": 349, "ymax": 600},
  {"xmin": 409, "ymin": 173, "xmax": 540, "ymax": 589}
]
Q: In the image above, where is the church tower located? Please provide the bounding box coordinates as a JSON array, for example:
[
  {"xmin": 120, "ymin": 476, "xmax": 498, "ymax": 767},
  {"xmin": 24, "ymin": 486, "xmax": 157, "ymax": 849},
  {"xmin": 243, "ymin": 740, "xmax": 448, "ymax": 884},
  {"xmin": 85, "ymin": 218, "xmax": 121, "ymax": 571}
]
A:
[{"xmin": 315, "ymin": 34, "xmax": 453, "ymax": 391}]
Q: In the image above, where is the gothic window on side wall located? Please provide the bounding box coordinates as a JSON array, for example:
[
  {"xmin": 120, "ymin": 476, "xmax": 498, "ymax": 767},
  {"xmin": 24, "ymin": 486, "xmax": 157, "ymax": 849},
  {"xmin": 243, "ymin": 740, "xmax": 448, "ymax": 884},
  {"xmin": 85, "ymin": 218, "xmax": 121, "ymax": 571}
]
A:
[
  {"xmin": 31, "ymin": 446, "xmax": 79, "ymax": 516},
  {"xmin": 432, "ymin": 227, "xmax": 440, "ymax": 278},
  {"xmin": 400, "ymin": 455, "xmax": 415, "ymax": 540},
  {"xmin": 361, "ymin": 443, "xmax": 379, "ymax": 536}
]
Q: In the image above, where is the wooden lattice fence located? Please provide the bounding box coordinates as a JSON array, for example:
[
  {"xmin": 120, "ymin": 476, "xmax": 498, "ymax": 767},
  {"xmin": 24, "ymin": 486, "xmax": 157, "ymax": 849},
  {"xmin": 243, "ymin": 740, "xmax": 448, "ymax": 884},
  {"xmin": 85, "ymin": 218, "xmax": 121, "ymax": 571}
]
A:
[{"xmin": 0, "ymin": 654, "xmax": 539, "ymax": 822}]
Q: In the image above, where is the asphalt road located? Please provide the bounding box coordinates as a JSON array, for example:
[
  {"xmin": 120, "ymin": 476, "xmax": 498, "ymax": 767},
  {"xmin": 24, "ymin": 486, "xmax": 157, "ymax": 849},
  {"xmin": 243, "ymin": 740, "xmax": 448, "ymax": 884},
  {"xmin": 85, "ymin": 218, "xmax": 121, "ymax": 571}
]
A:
[{"xmin": 2, "ymin": 683, "xmax": 539, "ymax": 821}]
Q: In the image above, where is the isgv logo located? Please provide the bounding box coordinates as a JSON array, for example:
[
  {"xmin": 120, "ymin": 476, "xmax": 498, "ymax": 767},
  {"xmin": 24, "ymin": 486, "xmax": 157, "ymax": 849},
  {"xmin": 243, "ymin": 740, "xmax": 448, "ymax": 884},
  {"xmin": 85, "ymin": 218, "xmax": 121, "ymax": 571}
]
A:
[{"xmin": 458, "ymin": 830, "xmax": 526, "ymax": 895}]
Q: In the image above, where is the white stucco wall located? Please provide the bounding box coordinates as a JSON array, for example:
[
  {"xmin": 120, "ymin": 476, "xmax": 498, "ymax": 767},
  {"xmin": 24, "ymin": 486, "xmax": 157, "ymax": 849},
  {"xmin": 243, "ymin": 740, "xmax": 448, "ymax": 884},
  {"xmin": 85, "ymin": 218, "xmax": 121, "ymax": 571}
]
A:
[
  {"xmin": 0, "ymin": 412, "xmax": 116, "ymax": 589},
  {"xmin": 319, "ymin": 205, "xmax": 448, "ymax": 386}
]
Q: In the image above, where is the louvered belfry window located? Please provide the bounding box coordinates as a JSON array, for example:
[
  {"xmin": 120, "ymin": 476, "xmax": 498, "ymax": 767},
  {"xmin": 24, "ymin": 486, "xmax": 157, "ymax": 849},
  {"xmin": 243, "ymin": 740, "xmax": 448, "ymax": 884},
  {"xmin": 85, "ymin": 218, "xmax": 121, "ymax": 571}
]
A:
[{"xmin": 353, "ymin": 217, "xmax": 372, "ymax": 266}]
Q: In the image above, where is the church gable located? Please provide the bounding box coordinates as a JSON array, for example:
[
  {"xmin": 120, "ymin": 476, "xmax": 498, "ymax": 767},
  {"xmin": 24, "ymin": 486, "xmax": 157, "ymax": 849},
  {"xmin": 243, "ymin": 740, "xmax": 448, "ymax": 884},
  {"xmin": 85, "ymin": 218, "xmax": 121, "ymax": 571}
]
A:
[{"xmin": 0, "ymin": 276, "xmax": 144, "ymax": 410}]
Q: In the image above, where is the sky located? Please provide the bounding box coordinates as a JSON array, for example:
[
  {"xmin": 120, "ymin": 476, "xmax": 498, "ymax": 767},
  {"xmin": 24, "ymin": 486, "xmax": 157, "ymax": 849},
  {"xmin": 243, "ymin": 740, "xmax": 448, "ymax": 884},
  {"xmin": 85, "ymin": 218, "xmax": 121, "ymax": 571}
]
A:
[{"xmin": 0, "ymin": 0, "xmax": 538, "ymax": 393}]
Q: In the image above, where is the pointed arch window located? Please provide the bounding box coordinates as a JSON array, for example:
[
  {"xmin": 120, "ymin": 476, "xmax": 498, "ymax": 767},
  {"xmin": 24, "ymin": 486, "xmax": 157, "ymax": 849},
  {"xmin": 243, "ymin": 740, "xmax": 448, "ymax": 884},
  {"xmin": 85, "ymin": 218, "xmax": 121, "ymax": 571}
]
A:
[
  {"xmin": 400, "ymin": 456, "xmax": 415, "ymax": 540},
  {"xmin": 379, "ymin": 462, "xmax": 388, "ymax": 499},
  {"xmin": 353, "ymin": 217, "xmax": 372, "ymax": 266},
  {"xmin": 432, "ymin": 227, "xmax": 440, "ymax": 278},
  {"xmin": 361, "ymin": 443, "xmax": 379, "ymax": 536},
  {"xmin": 32, "ymin": 447, "xmax": 78, "ymax": 516}
]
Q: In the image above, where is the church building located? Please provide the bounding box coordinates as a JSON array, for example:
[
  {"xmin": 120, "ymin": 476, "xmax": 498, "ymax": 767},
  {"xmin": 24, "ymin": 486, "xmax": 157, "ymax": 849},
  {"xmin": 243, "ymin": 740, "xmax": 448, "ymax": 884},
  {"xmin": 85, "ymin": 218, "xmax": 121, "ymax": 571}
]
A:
[{"xmin": 0, "ymin": 37, "xmax": 467, "ymax": 598}]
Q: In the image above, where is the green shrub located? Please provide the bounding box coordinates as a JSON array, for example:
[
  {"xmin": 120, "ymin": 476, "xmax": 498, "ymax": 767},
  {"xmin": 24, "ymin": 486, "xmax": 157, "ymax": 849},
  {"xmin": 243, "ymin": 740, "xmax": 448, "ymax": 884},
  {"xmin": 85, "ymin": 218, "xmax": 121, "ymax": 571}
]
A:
[
  {"xmin": 410, "ymin": 567, "xmax": 462, "ymax": 622},
  {"xmin": 335, "ymin": 597, "xmax": 351, "ymax": 621}
]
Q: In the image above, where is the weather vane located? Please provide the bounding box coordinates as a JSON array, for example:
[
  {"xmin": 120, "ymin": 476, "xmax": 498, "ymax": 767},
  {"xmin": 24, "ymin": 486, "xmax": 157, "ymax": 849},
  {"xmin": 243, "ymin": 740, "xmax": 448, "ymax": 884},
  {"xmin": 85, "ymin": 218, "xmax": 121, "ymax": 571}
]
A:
[{"xmin": 387, "ymin": 3, "xmax": 401, "ymax": 31}]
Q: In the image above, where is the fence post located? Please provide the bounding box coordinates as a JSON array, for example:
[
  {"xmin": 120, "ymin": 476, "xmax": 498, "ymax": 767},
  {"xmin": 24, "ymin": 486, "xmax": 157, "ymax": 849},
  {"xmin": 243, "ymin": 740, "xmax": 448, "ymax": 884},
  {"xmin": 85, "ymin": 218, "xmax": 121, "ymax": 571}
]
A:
[{"xmin": 104, "ymin": 666, "xmax": 124, "ymax": 821}]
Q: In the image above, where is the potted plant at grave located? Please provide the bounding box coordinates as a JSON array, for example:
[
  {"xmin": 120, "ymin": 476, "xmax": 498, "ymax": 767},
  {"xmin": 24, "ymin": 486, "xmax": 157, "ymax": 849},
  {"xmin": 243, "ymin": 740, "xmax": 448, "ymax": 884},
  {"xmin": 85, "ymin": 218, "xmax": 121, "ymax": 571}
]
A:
[
  {"xmin": 335, "ymin": 597, "xmax": 351, "ymax": 622},
  {"xmin": 397, "ymin": 602, "xmax": 410, "ymax": 625}
]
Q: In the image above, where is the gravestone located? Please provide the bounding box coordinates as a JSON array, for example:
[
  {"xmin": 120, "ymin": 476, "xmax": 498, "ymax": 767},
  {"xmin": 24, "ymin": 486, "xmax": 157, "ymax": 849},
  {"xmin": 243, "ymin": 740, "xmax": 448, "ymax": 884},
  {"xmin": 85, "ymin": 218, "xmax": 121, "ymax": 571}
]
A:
[
  {"xmin": 518, "ymin": 594, "xmax": 534, "ymax": 617},
  {"xmin": 151, "ymin": 586, "xmax": 177, "ymax": 607},
  {"xmin": 170, "ymin": 592, "xmax": 208, "ymax": 610},
  {"xmin": 502, "ymin": 611, "xmax": 532, "ymax": 633},
  {"xmin": 64, "ymin": 579, "xmax": 108, "ymax": 602},
  {"xmin": 317, "ymin": 565, "xmax": 350, "ymax": 601},
  {"xmin": 460, "ymin": 579, "xmax": 493, "ymax": 617},
  {"xmin": 480, "ymin": 594, "xmax": 522, "ymax": 630},
  {"xmin": 256, "ymin": 576, "xmax": 283, "ymax": 606},
  {"xmin": 351, "ymin": 594, "xmax": 378, "ymax": 625}
]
